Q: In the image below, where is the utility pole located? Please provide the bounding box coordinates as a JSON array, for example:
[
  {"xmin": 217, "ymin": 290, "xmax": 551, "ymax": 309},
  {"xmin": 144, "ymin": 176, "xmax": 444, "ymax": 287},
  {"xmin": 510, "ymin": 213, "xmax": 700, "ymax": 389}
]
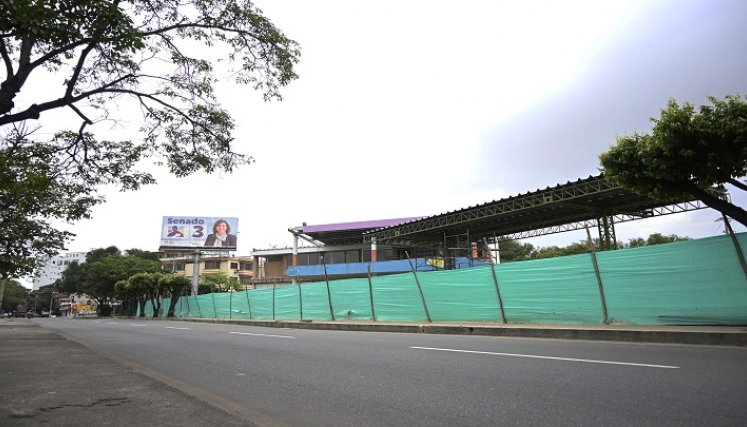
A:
[
  {"xmin": 48, "ymin": 284, "xmax": 56, "ymax": 315},
  {"xmin": 0, "ymin": 279, "xmax": 5, "ymax": 313}
]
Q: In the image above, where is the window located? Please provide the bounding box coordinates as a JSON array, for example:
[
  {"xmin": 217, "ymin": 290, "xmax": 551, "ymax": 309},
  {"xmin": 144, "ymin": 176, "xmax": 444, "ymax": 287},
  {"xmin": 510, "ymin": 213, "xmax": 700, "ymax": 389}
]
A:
[
  {"xmin": 306, "ymin": 253, "xmax": 320, "ymax": 265},
  {"xmin": 324, "ymin": 251, "xmax": 345, "ymax": 264},
  {"xmin": 204, "ymin": 261, "xmax": 221, "ymax": 269},
  {"xmin": 230, "ymin": 262, "xmax": 239, "ymax": 270},
  {"xmin": 239, "ymin": 262, "xmax": 253, "ymax": 271},
  {"xmin": 345, "ymin": 250, "xmax": 360, "ymax": 263},
  {"xmin": 297, "ymin": 254, "xmax": 308, "ymax": 266},
  {"xmin": 377, "ymin": 248, "xmax": 394, "ymax": 261},
  {"xmin": 296, "ymin": 253, "xmax": 321, "ymax": 266},
  {"xmin": 240, "ymin": 276, "xmax": 252, "ymax": 285}
]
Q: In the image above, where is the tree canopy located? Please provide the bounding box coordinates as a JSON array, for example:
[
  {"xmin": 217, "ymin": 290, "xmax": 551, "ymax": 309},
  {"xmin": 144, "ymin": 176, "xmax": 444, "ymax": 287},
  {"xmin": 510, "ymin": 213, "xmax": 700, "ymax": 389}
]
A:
[
  {"xmin": 498, "ymin": 233, "xmax": 690, "ymax": 263},
  {"xmin": 199, "ymin": 272, "xmax": 238, "ymax": 293},
  {"xmin": 0, "ymin": 279, "xmax": 28, "ymax": 313},
  {"xmin": 599, "ymin": 95, "xmax": 747, "ymax": 226},
  {"xmin": 0, "ymin": 0, "xmax": 300, "ymax": 279},
  {"xmin": 59, "ymin": 246, "xmax": 162, "ymax": 315}
]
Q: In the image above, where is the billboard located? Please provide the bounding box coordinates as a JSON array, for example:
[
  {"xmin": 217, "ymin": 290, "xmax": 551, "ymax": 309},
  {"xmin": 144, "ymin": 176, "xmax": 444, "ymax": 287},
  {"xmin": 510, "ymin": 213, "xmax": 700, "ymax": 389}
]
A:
[{"xmin": 160, "ymin": 216, "xmax": 239, "ymax": 250}]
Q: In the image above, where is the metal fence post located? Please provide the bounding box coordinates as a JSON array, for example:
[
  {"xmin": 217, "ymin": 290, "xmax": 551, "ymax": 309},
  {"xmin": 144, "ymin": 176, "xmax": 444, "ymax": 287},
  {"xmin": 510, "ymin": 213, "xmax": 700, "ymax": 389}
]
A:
[
  {"xmin": 586, "ymin": 227, "xmax": 609, "ymax": 324},
  {"xmin": 367, "ymin": 263, "xmax": 376, "ymax": 321},
  {"xmin": 245, "ymin": 287, "xmax": 252, "ymax": 319},
  {"xmin": 488, "ymin": 258, "xmax": 507, "ymax": 324},
  {"xmin": 298, "ymin": 282, "xmax": 303, "ymax": 320},
  {"xmin": 322, "ymin": 259, "xmax": 336, "ymax": 321},
  {"xmin": 405, "ymin": 251, "xmax": 431, "ymax": 322},
  {"xmin": 723, "ymin": 214, "xmax": 747, "ymax": 284}
]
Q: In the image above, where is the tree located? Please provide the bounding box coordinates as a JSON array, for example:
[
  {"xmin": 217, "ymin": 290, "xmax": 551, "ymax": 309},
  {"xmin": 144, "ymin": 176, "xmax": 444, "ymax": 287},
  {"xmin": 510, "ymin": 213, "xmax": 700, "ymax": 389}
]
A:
[
  {"xmin": 0, "ymin": 128, "xmax": 101, "ymax": 279},
  {"xmin": 497, "ymin": 240, "xmax": 535, "ymax": 263},
  {"xmin": 159, "ymin": 274, "xmax": 191, "ymax": 318},
  {"xmin": 57, "ymin": 259, "xmax": 86, "ymax": 295},
  {"xmin": 126, "ymin": 272, "xmax": 160, "ymax": 317},
  {"xmin": 30, "ymin": 283, "xmax": 57, "ymax": 313},
  {"xmin": 59, "ymin": 247, "xmax": 161, "ymax": 316},
  {"xmin": 626, "ymin": 237, "xmax": 647, "ymax": 248},
  {"xmin": 645, "ymin": 233, "xmax": 690, "ymax": 246},
  {"xmin": 114, "ymin": 279, "xmax": 136, "ymax": 316},
  {"xmin": 0, "ymin": 0, "xmax": 300, "ymax": 279},
  {"xmin": 532, "ymin": 245, "xmax": 566, "ymax": 259},
  {"xmin": 200, "ymin": 272, "xmax": 238, "ymax": 293},
  {"xmin": 0, "ymin": 279, "xmax": 27, "ymax": 313},
  {"xmin": 599, "ymin": 95, "xmax": 747, "ymax": 226}
]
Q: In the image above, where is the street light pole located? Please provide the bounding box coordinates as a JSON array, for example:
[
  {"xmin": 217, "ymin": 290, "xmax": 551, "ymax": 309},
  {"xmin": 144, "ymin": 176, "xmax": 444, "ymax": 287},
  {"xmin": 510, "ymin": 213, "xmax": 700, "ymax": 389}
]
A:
[{"xmin": 48, "ymin": 285, "xmax": 56, "ymax": 316}]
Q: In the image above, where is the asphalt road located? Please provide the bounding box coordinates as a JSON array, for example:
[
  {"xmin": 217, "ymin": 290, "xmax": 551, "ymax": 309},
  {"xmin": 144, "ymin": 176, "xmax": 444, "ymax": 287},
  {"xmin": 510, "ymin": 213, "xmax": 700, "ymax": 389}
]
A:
[{"xmin": 38, "ymin": 318, "xmax": 747, "ymax": 427}]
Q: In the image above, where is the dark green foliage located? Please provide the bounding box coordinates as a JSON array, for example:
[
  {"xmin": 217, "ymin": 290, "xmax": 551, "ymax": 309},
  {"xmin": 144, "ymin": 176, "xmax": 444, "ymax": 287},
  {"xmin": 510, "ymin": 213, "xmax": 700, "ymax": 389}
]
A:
[
  {"xmin": 0, "ymin": 279, "xmax": 28, "ymax": 313},
  {"xmin": 200, "ymin": 272, "xmax": 239, "ymax": 293},
  {"xmin": 0, "ymin": 0, "xmax": 300, "ymax": 279},
  {"xmin": 600, "ymin": 95, "xmax": 747, "ymax": 226},
  {"xmin": 499, "ymin": 233, "xmax": 691, "ymax": 262},
  {"xmin": 160, "ymin": 274, "xmax": 191, "ymax": 317},
  {"xmin": 644, "ymin": 233, "xmax": 691, "ymax": 246},
  {"xmin": 497, "ymin": 240, "xmax": 535, "ymax": 262},
  {"xmin": 59, "ymin": 247, "xmax": 161, "ymax": 316}
]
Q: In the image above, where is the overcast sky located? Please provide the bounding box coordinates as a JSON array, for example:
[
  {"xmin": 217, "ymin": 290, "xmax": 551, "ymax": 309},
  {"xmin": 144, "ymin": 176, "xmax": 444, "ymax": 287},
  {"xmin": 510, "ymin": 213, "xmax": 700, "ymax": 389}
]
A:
[{"xmin": 27, "ymin": 0, "xmax": 747, "ymax": 267}]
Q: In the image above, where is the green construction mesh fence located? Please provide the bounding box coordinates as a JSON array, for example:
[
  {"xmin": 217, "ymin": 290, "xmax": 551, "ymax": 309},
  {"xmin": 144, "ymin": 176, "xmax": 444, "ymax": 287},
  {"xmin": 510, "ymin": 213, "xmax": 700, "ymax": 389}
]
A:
[
  {"xmin": 149, "ymin": 233, "xmax": 747, "ymax": 325},
  {"xmin": 598, "ymin": 234, "xmax": 747, "ymax": 325}
]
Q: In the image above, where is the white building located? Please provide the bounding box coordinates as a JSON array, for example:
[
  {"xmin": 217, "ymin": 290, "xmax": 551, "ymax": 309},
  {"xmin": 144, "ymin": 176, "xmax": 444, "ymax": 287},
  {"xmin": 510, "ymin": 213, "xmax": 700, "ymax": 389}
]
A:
[{"xmin": 32, "ymin": 252, "xmax": 86, "ymax": 290}]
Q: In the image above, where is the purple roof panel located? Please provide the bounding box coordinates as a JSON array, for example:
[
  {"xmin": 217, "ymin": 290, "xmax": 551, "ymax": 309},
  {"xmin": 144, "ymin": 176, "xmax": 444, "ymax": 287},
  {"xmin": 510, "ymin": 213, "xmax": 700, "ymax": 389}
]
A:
[{"xmin": 303, "ymin": 217, "xmax": 423, "ymax": 233}]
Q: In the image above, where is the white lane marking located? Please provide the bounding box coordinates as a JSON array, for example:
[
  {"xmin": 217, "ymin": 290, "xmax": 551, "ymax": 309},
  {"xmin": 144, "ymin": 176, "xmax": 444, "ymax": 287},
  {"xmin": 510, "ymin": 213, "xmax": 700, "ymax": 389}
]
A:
[
  {"xmin": 410, "ymin": 346, "xmax": 680, "ymax": 369},
  {"xmin": 229, "ymin": 331, "xmax": 296, "ymax": 339},
  {"xmin": 130, "ymin": 324, "xmax": 148, "ymax": 327},
  {"xmin": 107, "ymin": 322, "xmax": 119, "ymax": 325},
  {"xmin": 164, "ymin": 326, "xmax": 191, "ymax": 330}
]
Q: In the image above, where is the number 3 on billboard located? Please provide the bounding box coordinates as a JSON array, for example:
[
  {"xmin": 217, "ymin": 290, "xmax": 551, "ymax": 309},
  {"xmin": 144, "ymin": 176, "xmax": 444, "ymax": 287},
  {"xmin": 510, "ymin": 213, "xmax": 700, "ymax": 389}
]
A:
[{"xmin": 192, "ymin": 226, "xmax": 204, "ymax": 238}]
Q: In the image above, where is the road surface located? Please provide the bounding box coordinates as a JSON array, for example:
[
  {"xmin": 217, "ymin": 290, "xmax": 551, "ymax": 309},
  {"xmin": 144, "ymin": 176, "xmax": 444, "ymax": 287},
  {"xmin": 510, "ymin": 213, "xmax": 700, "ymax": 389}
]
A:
[{"xmin": 38, "ymin": 318, "xmax": 747, "ymax": 426}]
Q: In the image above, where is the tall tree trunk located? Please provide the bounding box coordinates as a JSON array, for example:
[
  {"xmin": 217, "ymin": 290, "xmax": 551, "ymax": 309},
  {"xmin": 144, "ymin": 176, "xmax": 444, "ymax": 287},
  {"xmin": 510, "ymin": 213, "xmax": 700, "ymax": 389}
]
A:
[
  {"xmin": 0, "ymin": 280, "xmax": 6, "ymax": 312},
  {"xmin": 138, "ymin": 296, "xmax": 146, "ymax": 317},
  {"xmin": 167, "ymin": 294, "xmax": 181, "ymax": 318},
  {"xmin": 682, "ymin": 183, "xmax": 747, "ymax": 227}
]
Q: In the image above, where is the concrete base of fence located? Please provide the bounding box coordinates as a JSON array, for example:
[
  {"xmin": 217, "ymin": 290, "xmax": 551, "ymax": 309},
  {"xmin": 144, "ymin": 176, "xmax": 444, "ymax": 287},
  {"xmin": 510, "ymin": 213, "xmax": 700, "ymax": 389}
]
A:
[{"xmin": 163, "ymin": 317, "xmax": 747, "ymax": 346}]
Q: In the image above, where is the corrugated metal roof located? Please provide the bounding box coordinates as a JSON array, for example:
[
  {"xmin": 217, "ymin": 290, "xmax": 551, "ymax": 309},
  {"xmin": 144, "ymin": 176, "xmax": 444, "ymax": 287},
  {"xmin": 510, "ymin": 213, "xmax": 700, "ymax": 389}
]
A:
[
  {"xmin": 302, "ymin": 217, "xmax": 422, "ymax": 233},
  {"xmin": 294, "ymin": 216, "xmax": 423, "ymax": 246},
  {"xmin": 363, "ymin": 174, "xmax": 702, "ymax": 243}
]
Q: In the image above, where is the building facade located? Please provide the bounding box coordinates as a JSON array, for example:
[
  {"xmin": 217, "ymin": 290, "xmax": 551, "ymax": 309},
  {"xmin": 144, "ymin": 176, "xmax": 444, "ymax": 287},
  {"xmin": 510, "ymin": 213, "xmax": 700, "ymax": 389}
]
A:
[
  {"xmin": 32, "ymin": 252, "xmax": 86, "ymax": 290},
  {"xmin": 251, "ymin": 218, "xmax": 488, "ymax": 287},
  {"xmin": 159, "ymin": 254, "xmax": 255, "ymax": 288}
]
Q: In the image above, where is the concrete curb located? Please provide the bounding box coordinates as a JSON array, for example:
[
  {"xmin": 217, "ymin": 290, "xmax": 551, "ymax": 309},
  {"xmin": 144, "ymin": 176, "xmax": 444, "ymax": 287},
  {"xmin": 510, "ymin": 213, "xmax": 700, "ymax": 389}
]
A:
[{"xmin": 149, "ymin": 317, "xmax": 747, "ymax": 346}]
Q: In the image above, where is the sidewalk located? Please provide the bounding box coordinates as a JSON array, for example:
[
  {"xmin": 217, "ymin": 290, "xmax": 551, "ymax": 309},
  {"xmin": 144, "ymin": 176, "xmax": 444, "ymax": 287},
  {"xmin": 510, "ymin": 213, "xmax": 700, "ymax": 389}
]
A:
[
  {"xmin": 0, "ymin": 319, "xmax": 254, "ymax": 426},
  {"xmin": 169, "ymin": 317, "xmax": 747, "ymax": 346}
]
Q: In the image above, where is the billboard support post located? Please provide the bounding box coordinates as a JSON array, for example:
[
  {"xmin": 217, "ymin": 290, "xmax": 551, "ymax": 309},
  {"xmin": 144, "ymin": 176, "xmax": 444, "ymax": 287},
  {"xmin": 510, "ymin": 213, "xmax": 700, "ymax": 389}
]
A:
[{"xmin": 192, "ymin": 251, "xmax": 201, "ymax": 296}]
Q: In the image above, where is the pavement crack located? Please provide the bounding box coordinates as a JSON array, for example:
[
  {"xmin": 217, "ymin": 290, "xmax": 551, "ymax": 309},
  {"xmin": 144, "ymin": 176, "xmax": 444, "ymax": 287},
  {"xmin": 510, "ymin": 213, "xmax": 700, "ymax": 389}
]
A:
[{"xmin": 37, "ymin": 397, "xmax": 130, "ymax": 412}]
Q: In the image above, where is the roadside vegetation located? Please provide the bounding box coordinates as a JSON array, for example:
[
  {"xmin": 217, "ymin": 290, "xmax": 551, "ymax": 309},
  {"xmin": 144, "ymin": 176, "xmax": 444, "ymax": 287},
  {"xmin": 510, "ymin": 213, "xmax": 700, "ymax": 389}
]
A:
[
  {"xmin": 0, "ymin": 0, "xmax": 301, "ymax": 282},
  {"xmin": 600, "ymin": 95, "xmax": 747, "ymax": 226},
  {"xmin": 497, "ymin": 233, "xmax": 691, "ymax": 263}
]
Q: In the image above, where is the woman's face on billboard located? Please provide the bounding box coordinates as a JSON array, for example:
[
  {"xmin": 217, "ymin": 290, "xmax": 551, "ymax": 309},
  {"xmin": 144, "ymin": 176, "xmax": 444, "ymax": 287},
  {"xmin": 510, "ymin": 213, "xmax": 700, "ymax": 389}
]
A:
[{"xmin": 215, "ymin": 221, "xmax": 228, "ymax": 236}]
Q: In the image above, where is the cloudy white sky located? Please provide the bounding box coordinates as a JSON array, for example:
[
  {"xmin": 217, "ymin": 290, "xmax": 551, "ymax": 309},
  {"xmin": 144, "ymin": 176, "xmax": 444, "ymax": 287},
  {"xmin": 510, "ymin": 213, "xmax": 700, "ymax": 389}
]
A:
[{"xmin": 24, "ymin": 0, "xmax": 747, "ymax": 265}]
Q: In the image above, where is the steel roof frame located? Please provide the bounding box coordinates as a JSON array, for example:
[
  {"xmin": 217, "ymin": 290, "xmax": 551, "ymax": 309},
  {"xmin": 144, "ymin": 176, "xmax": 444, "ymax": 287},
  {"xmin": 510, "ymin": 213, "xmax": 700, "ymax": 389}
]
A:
[{"xmin": 364, "ymin": 175, "xmax": 710, "ymax": 244}]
